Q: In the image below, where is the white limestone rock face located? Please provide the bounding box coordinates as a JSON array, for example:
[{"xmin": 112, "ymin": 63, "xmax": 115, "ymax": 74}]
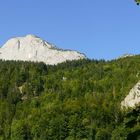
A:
[
  {"xmin": 121, "ymin": 81, "xmax": 140, "ymax": 109},
  {"xmin": 0, "ymin": 35, "xmax": 86, "ymax": 65}
]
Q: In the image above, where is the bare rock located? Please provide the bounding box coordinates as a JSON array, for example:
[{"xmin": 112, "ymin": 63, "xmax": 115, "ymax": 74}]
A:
[
  {"xmin": 0, "ymin": 34, "xmax": 86, "ymax": 65},
  {"xmin": 121, "ymin": 81, "xmax": 140, "ymax": 109}
]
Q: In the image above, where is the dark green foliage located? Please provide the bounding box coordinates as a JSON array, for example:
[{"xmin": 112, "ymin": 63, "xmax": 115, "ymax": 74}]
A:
[
  {"xmin": 135, "ymin": 0, "xmax": 140, "ymax": 5},
  {"xmin": 0, "ymin": 55, "xmax": 140, "ymax": 139}
]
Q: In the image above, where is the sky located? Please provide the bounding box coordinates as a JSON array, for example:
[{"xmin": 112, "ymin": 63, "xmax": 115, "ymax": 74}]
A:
[{"xmin": 0, "ymin": 0, "xmax": 140, "ymax": 60}]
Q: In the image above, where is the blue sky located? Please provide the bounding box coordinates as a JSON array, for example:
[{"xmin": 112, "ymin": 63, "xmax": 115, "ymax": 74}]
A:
[{"xmin": 0, "ymin": 0, "xmax": 140, "ymax": 60}]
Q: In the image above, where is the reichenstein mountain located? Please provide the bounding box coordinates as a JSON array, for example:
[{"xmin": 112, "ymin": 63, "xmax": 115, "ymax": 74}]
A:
[{"xmin": 0, "ymin": 34, "xmax": 86, "ymax": 65}]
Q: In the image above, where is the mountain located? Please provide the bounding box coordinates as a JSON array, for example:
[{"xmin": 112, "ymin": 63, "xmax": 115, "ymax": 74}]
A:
[{"xmin": 0, "ymin": 35, "xmax": 86, "ymax": 65}]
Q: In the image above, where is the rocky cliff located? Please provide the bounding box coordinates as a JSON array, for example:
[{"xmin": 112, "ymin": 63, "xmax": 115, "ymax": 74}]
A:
[
  {"xmin": 121, "ymin": 81, "xmax": 140, "ymax": 109},
  {"xmin": 0, "ymin": 35, "xmax": 86, "ymax": 65}
]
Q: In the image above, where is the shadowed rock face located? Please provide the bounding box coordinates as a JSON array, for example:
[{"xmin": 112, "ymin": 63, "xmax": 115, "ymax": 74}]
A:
[
  {"xmin": 121, "ymin": 81, "xmax": 140, "ymax": 109},
  {"xmin": 0, "ymin": 34, "xmax": 86, "ymax": 65}
]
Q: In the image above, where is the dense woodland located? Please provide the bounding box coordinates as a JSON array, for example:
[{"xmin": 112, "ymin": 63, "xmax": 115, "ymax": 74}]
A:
[{"xmin": 0, "ymin": 56, "xmax": 140, "ymax": 140}]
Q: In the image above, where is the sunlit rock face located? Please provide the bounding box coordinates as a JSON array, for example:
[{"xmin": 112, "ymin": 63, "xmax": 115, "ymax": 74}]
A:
[
  {"xmin": 117, "ymin": 53, "xmax": 134, "ymax": 59},
  {"xmin": 0, "ymin": 35, "xmax": 86, "ymax": 65},
  {"xmin": 121, "ymin": 81, "xmax": 140, "ymax": 109}
]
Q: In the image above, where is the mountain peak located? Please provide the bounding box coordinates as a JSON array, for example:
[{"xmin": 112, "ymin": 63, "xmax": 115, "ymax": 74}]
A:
[
  {"xmin": 24, "ymin": 34, "xmax": 40, "ymax": 41},
  {"xmin": 25, "ymin": 34, "xmax": 38, "ymax": 38},
  {"xmin": 0, "ymin": 35, "xmax": 86, "ymax": 65}
]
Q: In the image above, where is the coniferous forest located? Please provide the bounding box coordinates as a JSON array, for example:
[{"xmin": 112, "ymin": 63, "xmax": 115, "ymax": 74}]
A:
[{"xmin": 0, "ymin": 55, "xmax": 140, "ymax": 140}]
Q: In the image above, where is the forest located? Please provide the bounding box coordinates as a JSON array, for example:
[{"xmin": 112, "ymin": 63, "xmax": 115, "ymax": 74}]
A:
[{"xmin": 0, "ymin": 55, "xmax": 140, "ymax": 140}]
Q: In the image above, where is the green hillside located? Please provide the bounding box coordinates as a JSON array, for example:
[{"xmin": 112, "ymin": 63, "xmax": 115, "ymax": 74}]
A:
[{"xmin": 0, "ymin": 56, "xmax": 140, "ymax": 140}]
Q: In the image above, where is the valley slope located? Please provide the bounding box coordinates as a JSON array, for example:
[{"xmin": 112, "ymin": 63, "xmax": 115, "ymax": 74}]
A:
[{"xmin": 0, "ymin": 55, "xmax": 140, "ymax": 139}]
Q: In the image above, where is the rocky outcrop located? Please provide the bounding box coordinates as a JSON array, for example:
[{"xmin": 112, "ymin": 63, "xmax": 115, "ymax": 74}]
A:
[
  {"xmin": 0, "ymin": 34, "xmax": 86, "ymax": 65},
  {"xmin": 121, "ymin": 81, "xmax": 140, "ymax": 109},
  {"xmin": 117, "ymin": 53, "xmax": 134, "ymax": 59}
]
